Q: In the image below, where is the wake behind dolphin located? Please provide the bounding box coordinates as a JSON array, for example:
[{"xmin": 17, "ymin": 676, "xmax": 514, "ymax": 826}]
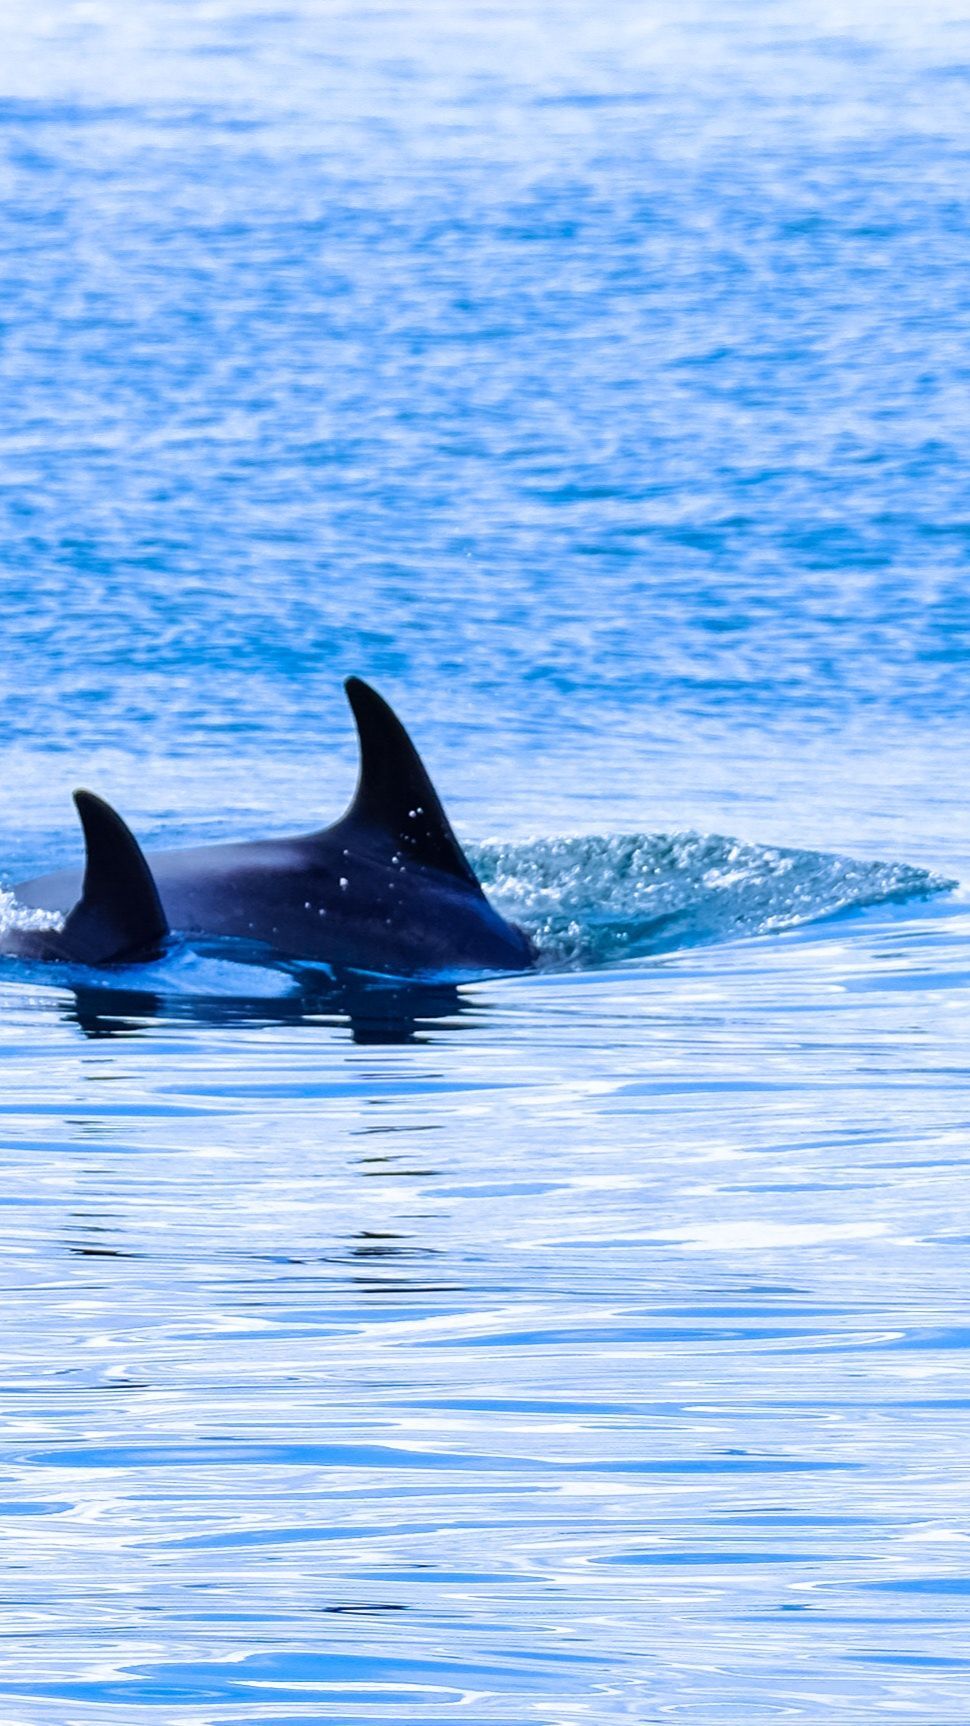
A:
[{"xmin": 476, "ymin": 831, "xmax": 954, "ymax": 971}]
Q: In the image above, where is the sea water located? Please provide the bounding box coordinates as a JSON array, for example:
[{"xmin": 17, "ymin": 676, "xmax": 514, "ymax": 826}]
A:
[{"xmin": 1, "ymin": 1, "xmax": 970, "ymax": 1720}]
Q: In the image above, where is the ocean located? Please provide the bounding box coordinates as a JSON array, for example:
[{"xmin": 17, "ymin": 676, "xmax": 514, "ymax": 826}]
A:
[{"xmin": 1, "ymin": 1, "xmax": 970, "ymax": 1719}]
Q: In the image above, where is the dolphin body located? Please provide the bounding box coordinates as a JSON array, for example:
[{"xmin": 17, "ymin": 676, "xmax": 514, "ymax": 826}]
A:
[{"xmin": 8, "ymin": 678, "xmax": 537, "ymax": 978}]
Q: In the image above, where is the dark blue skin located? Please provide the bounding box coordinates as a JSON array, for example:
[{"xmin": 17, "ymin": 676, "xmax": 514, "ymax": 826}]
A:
[
  {"xmin": 116, "ymin": 834, "xmax": 530, "ymax": 976},
  {"xmin": 6, "ymin": 790, "xmax": 168, "ymax": 967},
  {"xmin": 12, "ymin": 679, "xmax": 537, "ymax": 979}
]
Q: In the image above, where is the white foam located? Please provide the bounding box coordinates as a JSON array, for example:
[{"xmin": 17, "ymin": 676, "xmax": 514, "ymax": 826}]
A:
[{"xmin": 0, "ymin": 889, "xmax": 63, "ymax": 940}]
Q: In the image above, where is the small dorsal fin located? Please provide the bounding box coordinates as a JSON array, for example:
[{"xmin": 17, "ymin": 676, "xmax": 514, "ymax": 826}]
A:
[
  {"xmin": 337, "ymin": 678, "xmax": 481, "ymax": 889},
  {"xmin": 59, "ymin": 791, "xmax": 169, "ymax": 965}
]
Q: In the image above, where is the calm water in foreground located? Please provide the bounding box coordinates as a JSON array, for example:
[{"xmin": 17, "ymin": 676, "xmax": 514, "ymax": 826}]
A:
[{"xmin": 2, "ymin": 2, "xmax": 970, "ymax": 1720}]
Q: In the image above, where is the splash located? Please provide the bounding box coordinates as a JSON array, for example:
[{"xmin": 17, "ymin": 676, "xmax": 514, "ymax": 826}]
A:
[
  {"xmin": 472, "ymin": 832, "xmax": 955, "ymax": 970},
  {"xmin": 0, "ymin": 889, "xmax": 62, "ymax": 940}
]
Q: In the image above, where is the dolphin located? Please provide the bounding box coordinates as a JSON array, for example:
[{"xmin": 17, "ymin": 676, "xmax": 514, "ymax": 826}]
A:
[
  {"xmin": 8, "ymin": 678, "xmax": 537, "ymax": 978},
  {"xmin": 3, "ymin": 791, "xmax": 169, "ymax": 967}
]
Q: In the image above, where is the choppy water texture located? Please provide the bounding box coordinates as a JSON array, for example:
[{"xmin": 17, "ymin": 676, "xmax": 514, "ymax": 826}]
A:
[{"xmin": 2, "ymin": 1, "xmax": 970, "ymax": 1720}]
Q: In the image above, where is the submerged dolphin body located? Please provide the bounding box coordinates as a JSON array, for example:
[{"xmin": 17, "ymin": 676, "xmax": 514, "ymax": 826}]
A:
[
  {"xmin": 5, "ymin": 791, "xmax": 169, "ymax": 967},
  {"xmin": 10, "ymin": 679, "xmax": 537, "ymax": 978}
]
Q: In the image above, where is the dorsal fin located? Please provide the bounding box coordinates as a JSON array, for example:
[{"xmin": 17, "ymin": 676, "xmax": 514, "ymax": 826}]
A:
[
  {"xmin": 336, "ymin": 678, "xmax": 482, "ymax": 889},
  {"xmin": 59, "ymin": 791, "xmax": 169, "ymax": 965}
]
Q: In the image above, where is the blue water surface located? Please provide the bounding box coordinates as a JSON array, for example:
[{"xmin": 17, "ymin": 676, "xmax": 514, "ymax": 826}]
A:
[{"xmin": 1, "ymin": 1, "xmax": 970, "ymax": 1720}]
